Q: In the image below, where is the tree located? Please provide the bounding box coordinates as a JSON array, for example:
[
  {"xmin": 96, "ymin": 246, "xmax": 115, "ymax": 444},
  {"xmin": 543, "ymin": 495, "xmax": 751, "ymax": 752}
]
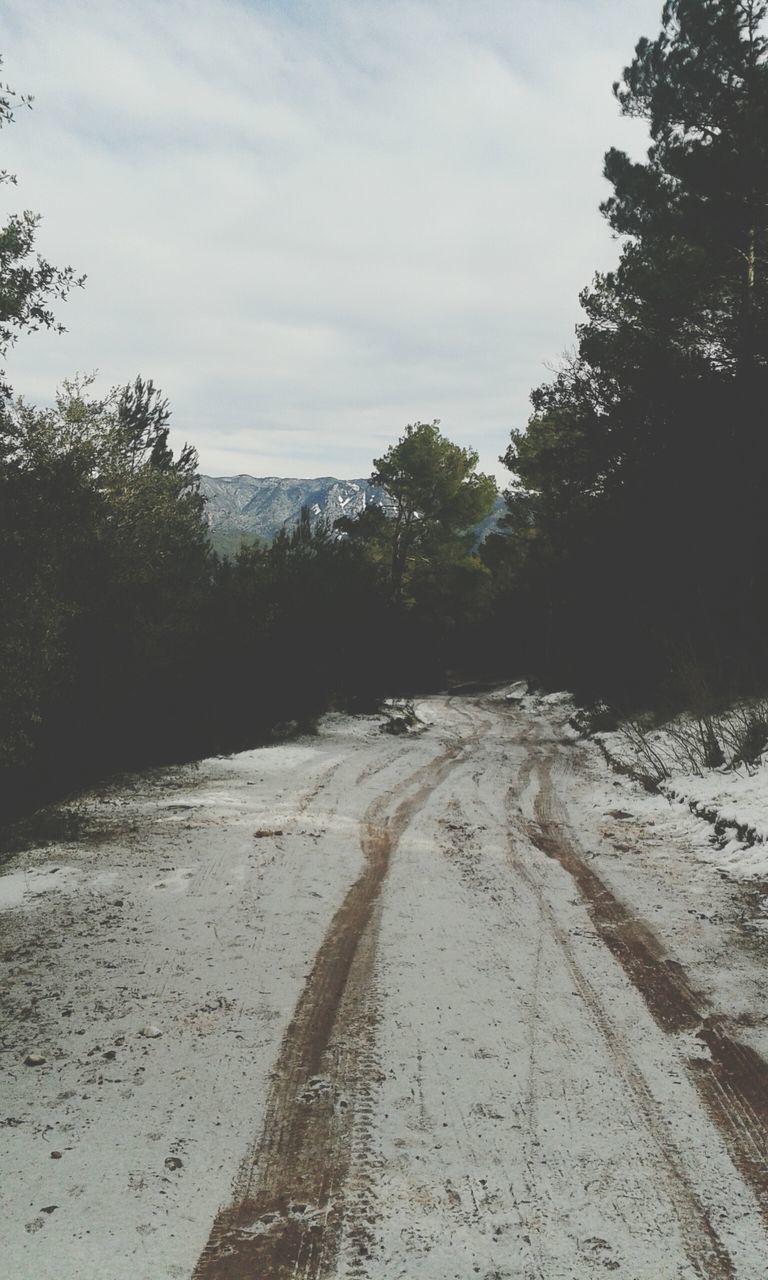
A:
[
  {"xmin": 604, "ymin": 0, "xmax": 768, "ymax": 371},
  {"xmin": 495, "ymin": 0, "xmax": 768, "ymax": 701},
  {"xmin": 341, "ymin": 420, "xmax": 497, "ymax": 613},
  {"xmin": 0, "ymin": 376, "xmax": 210, "ymax": 781},
  {"xmin": 0, "ymin": 56, "xmax": 84, "ymax": 400}
]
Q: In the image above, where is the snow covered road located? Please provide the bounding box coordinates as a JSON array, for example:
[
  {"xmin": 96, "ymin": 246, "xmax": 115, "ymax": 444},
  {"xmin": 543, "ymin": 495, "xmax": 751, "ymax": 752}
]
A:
[{"xmin": 2, "ymin": 694, "xmax": 768, "ymax": 1278}]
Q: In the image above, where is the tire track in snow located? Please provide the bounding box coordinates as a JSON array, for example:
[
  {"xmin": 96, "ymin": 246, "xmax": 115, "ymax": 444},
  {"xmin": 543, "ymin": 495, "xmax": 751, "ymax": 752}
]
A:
[
  {"xmin": 517, "ymin": 746, "xmax": 768, "ymax": 1275},
  {"xmin": 449, "ymin": 725, "xmax": 736, "ymax": 1276},
  {"xmin": 192, "ymin": 731, "xmax": 469, "ymax": 1280},
  {"xmin": 499, "ymin": 774, "xmax": 736, "ymax": 1278},
  {"xmin": 529, "ymin": 748, "xmax": 768, "ymax": 1227}
]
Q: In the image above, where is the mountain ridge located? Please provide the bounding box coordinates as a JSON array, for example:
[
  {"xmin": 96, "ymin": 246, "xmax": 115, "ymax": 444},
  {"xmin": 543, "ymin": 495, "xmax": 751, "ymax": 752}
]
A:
[
  {"xmin": 199, "ymin": 472, "xmax": 504, "ymax": 553},
  {"xmin": 199, "ymin": 474, "xmax": 380, "ymax": 552}
]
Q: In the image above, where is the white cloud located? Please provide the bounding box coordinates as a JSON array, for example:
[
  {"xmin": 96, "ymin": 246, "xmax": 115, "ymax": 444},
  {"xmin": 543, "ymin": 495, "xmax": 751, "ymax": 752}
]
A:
[{"xmin": 0, "ymin": 0, "xmax": 661, "ymax": 482}]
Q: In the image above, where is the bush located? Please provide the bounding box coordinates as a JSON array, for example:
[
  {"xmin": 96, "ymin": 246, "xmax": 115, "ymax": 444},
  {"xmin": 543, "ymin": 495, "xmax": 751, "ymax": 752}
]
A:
[
  {"xmin": 569, "ymin": 701, "xmax": 619, "ymax": 736},
  {"xmin": 721, "ymin": 702, "xmax": 768, "ymax": 772},
  {"xmin": 381, "ymin": 700, "xmax": 418, "ymax": 735}
]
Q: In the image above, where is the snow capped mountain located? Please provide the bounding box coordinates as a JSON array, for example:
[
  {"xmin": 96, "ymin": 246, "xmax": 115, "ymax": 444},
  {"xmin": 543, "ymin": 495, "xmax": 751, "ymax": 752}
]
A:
[
  {"xmin": 200, "ymin": 474, "xmax": 505, "ymax": 553},
  {"xmin": 199, "ymin": 475, "xmax": 380, "ymax": 545}
]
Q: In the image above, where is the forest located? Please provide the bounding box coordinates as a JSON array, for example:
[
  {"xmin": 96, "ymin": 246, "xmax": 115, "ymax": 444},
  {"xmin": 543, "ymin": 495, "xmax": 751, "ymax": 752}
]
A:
[{"xmin": 2, "ymin": 0, "xmax": 768, "ymax": 822}]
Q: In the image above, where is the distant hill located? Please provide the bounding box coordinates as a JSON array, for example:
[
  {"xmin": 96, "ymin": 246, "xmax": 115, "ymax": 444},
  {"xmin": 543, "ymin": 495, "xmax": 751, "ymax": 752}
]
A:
[
  {"xmin": 200, "ymin": 475, "xmax": 377, "ymax": 548},
  {"xmin": 200, "ymin": 474, "xmax": 505, "ymax": 554}
]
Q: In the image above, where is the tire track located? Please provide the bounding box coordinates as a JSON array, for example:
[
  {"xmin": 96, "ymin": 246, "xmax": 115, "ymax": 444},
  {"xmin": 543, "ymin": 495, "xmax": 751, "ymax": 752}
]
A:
[
  {"xmin": 192, "ymin": 733, "xmax": 468, "ymax": 1280},
  {"xmin": 504, "ymin": 775, "xmax": 738, "ymax": 1280},
  {"xmin": 526, "ymin": 748, "xmax": 768, "ymax": 1245},
  {"xmin": 377, "ymin": 701, "xmax": 763, "ymax": 1275}
]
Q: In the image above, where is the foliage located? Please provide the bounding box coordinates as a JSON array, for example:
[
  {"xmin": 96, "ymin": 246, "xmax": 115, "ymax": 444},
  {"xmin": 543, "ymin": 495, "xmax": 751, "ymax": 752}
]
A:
[
  {"xmin": 0, "ymin": 57, "xmax": 84, "ymax": 398},
  {"xmin": 492, "ymin": 0, "xmax": 768, "ymax": 704},
  {"xmin": 613, "ymin": 697, "xmax": 768, "ymax": 781},
  {"xmin": 0, "ymin": 52, "xmax": 492, "ymax": 822},
  {"xmin": 208, "ymin": 527, "xmax": 264, "ymax": 559},
  {"xmin": 339, "ymin": 420, "xmax": 497, "ymax": 626},
  {"xmin": 380, "ymin": 700, "xmax": 418, "ymax": 735},
  {"xmin": 719, "ymin": 699, "xmax": 768, "ymax": 769},
  {"xmin": 0, "ymin": 376, "xmax": 210, "ymax": 795}
]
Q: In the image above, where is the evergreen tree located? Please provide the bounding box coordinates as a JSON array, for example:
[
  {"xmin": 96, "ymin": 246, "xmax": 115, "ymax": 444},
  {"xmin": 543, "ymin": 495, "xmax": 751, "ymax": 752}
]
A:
[
  {"xmin": 496, "ymin": 0, "xmax": 768, "ymax": 702},
  {"xmin": 0, "ymin": 376, "xmax": 211, "ymax": 799},
  {"xmin": 604, "ymin": 0, "xmax": 768, "ymax": 371},
  {"xmin": 341, "ymin": 420, "xmax": 497, "ymax": 616}
]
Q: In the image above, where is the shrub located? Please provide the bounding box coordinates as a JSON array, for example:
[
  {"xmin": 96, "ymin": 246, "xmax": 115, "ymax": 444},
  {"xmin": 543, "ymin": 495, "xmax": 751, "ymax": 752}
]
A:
[
  {"xmin": 381, "ymin": 700, "xmax": 418, "ymax": 735},
  {"xmin": 569, "ymin": 701, "xmax": 619, "ymax": 736},
  {"xmin": 722, "ymin": 702, "xmax": 768, "ymax": 771}
]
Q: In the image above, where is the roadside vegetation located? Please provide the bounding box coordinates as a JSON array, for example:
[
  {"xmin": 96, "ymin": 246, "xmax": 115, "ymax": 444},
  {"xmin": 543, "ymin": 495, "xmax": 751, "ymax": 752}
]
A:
[
  {"xmin": 3, "ymin": 1, "xmax": 768, "ymax": 822},
  {"xmin": 484, "ymin": 0, "xmax": 768, "ymax": 715}
]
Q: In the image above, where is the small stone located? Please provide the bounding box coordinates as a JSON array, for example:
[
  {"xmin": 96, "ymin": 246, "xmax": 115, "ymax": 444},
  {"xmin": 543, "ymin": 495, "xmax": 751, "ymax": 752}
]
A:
[
  {"xmin": 40, "ymin": 1205, "xmax": 58, "ymax": 1214},
  {"xmin": 24, "ymin": 1053, "xmax": 46, "ymax": 1067},
  {"xmin": 50, "ymin": 1151, "xmax": 63, "ymax": 1160},
  {"xmin": 139, "ymin": 1026, "xmax": 162, "ymax": 1039},
  {"xmin": 102, "ymin": 1050, "xmax": 117, "ymax": 1061},
  {"xmin": 164, "ymin": 1156, "xmax": 183, "ymax": 1170}
]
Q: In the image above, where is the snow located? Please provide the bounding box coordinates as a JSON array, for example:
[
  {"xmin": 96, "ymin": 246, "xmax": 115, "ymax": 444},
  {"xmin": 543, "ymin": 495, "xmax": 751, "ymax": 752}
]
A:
[
  {"xmin": 1, "ymin": 695, "xmax": 767, "ymax": 1278},
  {"xmin": 596, "ymin": 708, "xmax": 768, "ymax": 881},
  {"xmin": 539, "ymin": 689, "xmax": 575, "ymax": 706},
  {"xmin": 0, "ymin": 864, "xmax": 80, "ymax": 911}
]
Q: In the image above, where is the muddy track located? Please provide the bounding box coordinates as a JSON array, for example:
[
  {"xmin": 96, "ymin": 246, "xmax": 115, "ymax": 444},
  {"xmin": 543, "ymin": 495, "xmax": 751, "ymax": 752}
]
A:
[
  {"xmin": 8, "ymin": 694, "xmax": 768, "ymax": 1279},
  {"xmin": 528, "ymin": 750, "xmax": 768, "ymax": 1233},
  {"xmin": 501, "ymin": 781, "xmax": 735, "ymax": 1279},
  {"xmin": 192, "ymin": 735, "xmax": 468, "ymax": 1280}
]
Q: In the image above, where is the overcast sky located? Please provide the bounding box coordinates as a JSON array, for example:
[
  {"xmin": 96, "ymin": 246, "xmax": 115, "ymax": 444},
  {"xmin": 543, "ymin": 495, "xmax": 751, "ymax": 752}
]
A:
[{"xmin": 0, "ymin": 0, "xmax": 662, "ymax": 482}]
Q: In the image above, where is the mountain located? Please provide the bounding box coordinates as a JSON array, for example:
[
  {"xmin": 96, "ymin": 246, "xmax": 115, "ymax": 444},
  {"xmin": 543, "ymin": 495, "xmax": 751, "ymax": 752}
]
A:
[
  {"xmin": 200, "ymin": 473, "xmax": 506, "ymax": 553},
  {"xmin": 199, "ymin": 475, "xmax": 380, "ymax": 550}
]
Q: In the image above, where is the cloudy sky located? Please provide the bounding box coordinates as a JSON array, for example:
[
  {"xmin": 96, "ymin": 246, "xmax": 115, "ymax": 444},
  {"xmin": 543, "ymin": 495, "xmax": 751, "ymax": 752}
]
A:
[{"xmin": 0, "ymin": 0, "xmax": 662, "ymax": 482}]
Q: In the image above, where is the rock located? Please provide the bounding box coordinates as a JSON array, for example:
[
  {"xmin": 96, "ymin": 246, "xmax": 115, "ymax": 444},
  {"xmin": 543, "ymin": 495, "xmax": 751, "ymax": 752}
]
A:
[
  {"xmin": 139, "ymin": 1025, "xmax": 162, "ymax": 1039},
  {"xmin": 164, "ymin": 1156, "xmax": 183, "ymax": 1170},
  {"xmin": 50, "ymin": 1151, "xmax": 63, "ymax": 1159},
  {"xmin": 40, "ymin": 1205, "xmax": 58, "ymax": 1214},
  {"xmin": 24, "ymin": 1053, "xmax": 46, "ymax": 1067},
  {"xmin": 102, "ymin": 1049, "xmax": 117, "ymax": 1061}
]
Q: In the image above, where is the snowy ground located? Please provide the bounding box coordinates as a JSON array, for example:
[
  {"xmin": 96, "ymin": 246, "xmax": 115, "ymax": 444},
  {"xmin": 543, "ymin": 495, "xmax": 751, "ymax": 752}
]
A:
[
  {"xmin": 593, "ymin": 705, "xmax": 768, "ymax": 883},
  {"xmin": 1, "ymin": 693, "xmax": 767, "ymax": 1279}
]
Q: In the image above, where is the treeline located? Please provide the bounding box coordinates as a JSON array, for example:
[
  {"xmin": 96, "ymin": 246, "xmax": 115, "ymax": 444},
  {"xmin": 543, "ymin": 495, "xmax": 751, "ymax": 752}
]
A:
[
  {"xmin": 0, "ymin": 374, "xmax": 497, "ymax": 818},
  {"xmin": 0, "ymin": 60, "xmax": 500, "ymax": 819},
  {"xmin": 2, "ymin": 377, "xmax": 208, "ymax": 814},
  {"xmin": 5, "ymin": 0, "xmax": 768, "ymax": 816},
  {"xmin": 483, "ymin": 0, "xmax": 768, "ymax": 710}
]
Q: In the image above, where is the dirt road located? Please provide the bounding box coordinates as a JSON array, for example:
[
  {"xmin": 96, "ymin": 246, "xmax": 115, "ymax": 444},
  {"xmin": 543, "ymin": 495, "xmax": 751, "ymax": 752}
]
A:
[{"xmin": 2, "ymin": 694, "xmax": 768, "ymax": 1278}]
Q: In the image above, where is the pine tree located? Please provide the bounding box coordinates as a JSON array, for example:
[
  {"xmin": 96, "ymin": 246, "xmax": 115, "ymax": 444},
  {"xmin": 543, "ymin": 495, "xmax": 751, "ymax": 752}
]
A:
[
  {"xmin": 342, "ymin": 420, "xmax": 497, "ymax": 610},
  {"xmin": 602, "ymin": 0, "xmax": 768, "ymax": 370},
  {"xmin": 497, "ymin": 0, "xmax": 768, "ymax": 701}
]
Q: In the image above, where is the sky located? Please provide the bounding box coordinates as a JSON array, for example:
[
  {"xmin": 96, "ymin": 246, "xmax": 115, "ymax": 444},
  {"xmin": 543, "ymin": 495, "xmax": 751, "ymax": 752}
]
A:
[{"xmin": 0, "ymin": 0, "xmax": 662, "ymax": 483}]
